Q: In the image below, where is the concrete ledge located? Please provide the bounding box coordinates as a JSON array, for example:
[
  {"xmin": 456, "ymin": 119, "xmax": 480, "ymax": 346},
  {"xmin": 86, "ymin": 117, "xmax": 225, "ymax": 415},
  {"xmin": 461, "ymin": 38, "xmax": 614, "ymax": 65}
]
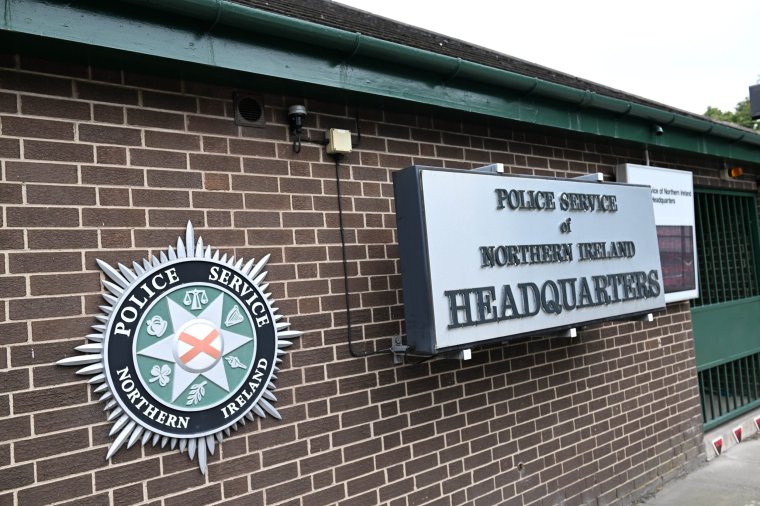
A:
[{"xmin": 703, "ymin": 407, "xmax": 760, "ymax": 459}]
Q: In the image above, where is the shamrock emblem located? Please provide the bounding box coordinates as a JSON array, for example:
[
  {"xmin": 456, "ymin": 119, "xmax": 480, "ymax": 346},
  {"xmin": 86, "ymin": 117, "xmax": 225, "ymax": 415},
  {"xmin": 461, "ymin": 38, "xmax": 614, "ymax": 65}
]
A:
[{"xmin": 149, "ymin": 364, "xmax": 171, "ymax": 387}]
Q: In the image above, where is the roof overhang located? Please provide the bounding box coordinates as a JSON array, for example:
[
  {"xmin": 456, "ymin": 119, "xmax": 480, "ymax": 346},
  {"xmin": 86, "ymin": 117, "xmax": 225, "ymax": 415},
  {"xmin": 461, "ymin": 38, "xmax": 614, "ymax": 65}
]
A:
[{"xmin": 3, "ymin": 0, "xmax": 760, "ymax": 164}]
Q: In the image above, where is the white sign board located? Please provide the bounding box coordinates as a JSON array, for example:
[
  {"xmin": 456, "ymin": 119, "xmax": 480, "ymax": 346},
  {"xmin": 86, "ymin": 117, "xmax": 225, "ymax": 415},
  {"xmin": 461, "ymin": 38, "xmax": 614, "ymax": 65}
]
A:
[
  {"xmin": 615, "ymin": 164, "xmax": 699, "ymax": 303},
  {"xmin": 394, "ymin": 166, "xmax": 666, "ymax": 354}
]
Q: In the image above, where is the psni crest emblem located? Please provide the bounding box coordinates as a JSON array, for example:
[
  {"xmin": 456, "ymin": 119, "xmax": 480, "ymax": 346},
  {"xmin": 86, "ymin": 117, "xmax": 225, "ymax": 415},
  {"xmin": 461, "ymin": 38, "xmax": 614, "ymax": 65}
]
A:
[{"xmin": 58, "ymin": 223, "xmax": 301, "ymax": 473}]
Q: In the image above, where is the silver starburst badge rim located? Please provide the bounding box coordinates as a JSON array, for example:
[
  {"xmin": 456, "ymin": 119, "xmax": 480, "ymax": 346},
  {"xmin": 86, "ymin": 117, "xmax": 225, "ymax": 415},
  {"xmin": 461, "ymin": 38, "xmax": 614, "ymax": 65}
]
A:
[{"xmin": 58, "ymin": 222, "xmax": 301, "ymax": 474}]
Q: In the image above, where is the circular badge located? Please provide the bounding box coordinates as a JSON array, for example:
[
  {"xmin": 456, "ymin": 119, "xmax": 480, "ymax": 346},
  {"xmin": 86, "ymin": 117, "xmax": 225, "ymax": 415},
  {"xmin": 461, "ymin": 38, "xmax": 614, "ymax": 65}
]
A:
[{"xmin": 58, "ymin": 224, "xmax": 301, "ymax": 473}]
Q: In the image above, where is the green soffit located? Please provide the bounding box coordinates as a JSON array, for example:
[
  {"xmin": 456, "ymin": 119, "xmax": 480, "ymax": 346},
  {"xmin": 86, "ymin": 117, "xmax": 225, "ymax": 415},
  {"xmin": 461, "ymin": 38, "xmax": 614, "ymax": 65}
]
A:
[{"xmin": 3, "ymin": 0, "xmax": 760, "ymax": 164}]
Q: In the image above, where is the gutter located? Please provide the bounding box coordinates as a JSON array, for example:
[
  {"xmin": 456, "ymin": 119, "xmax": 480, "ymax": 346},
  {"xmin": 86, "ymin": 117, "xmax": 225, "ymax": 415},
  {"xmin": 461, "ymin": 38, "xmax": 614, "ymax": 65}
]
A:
[
  {"xmin": 118, "ymin": 0, "xmax": 760, "ymax": 148},
  {"xmin": 2, "ymin": 0, "xmax": 759, "ymax": 162}
]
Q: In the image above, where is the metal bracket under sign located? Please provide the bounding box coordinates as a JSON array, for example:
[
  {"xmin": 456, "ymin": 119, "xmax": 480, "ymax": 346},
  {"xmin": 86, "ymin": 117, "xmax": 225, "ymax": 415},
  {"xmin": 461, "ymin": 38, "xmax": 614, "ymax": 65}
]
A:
[{"xmin": 391, "ymin": 336, "xmax": 410, "ymax": 365}]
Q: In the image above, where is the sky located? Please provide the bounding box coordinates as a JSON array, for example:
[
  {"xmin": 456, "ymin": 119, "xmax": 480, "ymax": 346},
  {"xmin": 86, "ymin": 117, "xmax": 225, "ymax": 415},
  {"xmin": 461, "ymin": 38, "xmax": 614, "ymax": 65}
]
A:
[{"xmin": 336, "ymin": 0, "xmax": 759, "ymax": 115}]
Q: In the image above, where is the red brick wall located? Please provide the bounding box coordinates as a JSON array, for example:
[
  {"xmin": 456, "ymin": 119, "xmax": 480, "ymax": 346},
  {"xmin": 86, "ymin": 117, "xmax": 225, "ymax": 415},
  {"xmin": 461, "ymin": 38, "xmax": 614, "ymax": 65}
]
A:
[{"xmin": 2, "ymin": 53, "xmax": 753, "ymax": 505}]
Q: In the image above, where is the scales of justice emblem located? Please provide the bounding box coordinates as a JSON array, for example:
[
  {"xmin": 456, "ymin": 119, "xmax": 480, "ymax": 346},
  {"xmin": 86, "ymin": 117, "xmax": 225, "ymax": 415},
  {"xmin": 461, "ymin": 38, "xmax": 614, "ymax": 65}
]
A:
[{"xmin": 58, "ymin": 223, "xmax": 301, "ymax": 473}]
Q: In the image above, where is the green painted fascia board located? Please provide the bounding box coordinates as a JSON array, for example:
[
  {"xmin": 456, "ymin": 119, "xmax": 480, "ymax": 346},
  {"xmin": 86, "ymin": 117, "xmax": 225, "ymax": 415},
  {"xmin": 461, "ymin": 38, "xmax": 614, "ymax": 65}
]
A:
[{"xmin": 3, "ymin": 0, "xmax": 760, "ymax": 164}]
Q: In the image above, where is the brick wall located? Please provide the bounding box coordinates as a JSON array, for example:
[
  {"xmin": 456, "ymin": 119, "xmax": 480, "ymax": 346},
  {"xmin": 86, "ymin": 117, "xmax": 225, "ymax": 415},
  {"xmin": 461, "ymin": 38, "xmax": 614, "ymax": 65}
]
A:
[{"xmin": 2, "ymin": 52, "xmax": 753, "ymax": 505}]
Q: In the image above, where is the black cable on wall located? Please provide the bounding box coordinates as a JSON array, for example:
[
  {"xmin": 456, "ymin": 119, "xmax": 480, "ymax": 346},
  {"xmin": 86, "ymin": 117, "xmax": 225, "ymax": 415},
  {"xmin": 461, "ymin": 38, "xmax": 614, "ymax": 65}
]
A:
[{"xmin": 331, "ymin": 153, "xmax": 389, "ymax": 358}]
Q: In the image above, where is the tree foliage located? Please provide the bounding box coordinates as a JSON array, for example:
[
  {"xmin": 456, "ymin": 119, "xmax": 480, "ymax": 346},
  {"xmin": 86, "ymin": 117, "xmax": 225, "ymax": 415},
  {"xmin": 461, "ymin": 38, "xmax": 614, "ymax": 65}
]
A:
[{"xmin": 704, "ymin": 98, "xmax": 759, "ymax": 130}]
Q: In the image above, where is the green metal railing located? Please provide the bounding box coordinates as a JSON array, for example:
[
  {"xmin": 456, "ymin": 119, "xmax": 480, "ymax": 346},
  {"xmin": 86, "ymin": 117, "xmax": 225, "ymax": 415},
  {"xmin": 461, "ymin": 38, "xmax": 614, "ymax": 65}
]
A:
[
  {"xmin": 693, "ymin": 189, "xmax": 760, "ymax": 429},
  {"xmin": 693, "ymin": 191, "xmax": 760, "ymax": 307},
  {"xmin": 699, "ymin": 351, "xmax": 760, "ymax": 428}
]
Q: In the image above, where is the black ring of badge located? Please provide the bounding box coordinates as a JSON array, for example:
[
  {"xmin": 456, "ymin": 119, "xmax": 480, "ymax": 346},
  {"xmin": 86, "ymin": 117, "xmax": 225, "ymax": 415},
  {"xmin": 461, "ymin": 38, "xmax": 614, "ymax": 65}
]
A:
[{"xmin": 105, "ymin": 260, "xmax": 277, "ymax": 438}]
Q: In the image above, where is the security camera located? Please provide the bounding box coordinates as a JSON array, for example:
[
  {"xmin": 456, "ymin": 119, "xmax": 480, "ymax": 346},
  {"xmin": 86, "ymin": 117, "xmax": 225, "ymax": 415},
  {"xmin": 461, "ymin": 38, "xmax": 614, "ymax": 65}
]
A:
[
  {"xmin": 653, "ymin": 124, "xmax": 664, "ymax": 136},
  {"xmin": 288, "ymin": 105, "xmax": 307, "ymax": 134}
]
